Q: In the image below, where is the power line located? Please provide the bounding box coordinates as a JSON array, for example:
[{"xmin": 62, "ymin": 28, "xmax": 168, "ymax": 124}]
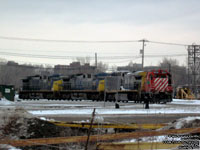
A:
[
  {"xmin": 0, "ymin": 36, "xmax": 138, "ymax": 43},
  {"xmin": 104, "ymin": 58, "xmax": 140, "ymax": 64},
  {"xmin": 0, "ymin": 51, "xmax": 137, "ymax": 59},
  {"xmin": 0, "ymin": 48, "xmax": 187, "ymax": 55},
  {"xmin": 103, "ymin": 54, "xmax": 187, "ymax": 64},
  {"xmin": 0, "ymin": 51, "xmax": 187, "ymax": 61},
  {"xmin": 0, "ymin": 36, "xmax": 190, "ymax": 46},
  {"xmin": 148, "ymin": 40, "xmax": 187, "ymax": 46},
  {"xmin": 145, "ymin": 54, "xmax": 187, "ymax": 57},
  {"xmin": 0, "ymin": 51, "xmax": 70, "ymax": 59}
]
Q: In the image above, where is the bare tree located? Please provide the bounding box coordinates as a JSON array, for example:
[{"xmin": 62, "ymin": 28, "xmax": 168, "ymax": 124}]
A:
[
  {"xmin": 76, "ymin": 56, "xmax": 91, "ymax": 65},
  {"xmin": 0, "ymin": 63, "xmax": 37, "ymax": 90},
  {"xmin": 159, "ymin": 58, "xmax": 179, "ymax": 67},
  {"xmin": 128, "ymin": 61, "xmax": 134, "ymax": 67},
  {"xmin": 110, "ymin": 65, "xmax": 117, "ymax": 72},
  {"xmin": 96, "ymin": 61, "xmax": 108, "ymax": 72},
  {"xmin": 159, "ymin": 58, "xmax": 187, "ymax": 87}
]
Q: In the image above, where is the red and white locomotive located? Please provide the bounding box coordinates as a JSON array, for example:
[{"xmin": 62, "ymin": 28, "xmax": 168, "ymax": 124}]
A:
[{"xmin": 124, "ymin": 69, "xmax": 173, "ymax": 103}]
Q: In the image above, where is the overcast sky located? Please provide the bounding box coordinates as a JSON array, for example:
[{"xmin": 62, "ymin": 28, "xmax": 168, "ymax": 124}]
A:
[{"xmin": 0, "ymin": 0, "xmax": 199, "ymax": 67}]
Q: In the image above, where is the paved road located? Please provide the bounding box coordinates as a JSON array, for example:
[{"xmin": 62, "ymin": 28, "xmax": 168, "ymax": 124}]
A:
[{"xmin": 44, "ymin": 113, "xmax": 200, "ymax": 124}]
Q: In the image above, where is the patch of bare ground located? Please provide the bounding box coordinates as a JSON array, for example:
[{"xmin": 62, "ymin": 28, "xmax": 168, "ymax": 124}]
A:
[{"xmin": 0, "ymin": 108, "xmax": 97, "ymax": 150}]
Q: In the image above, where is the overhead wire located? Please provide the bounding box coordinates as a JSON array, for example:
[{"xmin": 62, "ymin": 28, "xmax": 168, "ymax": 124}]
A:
[
  {"xmin": 0, "ymin": 51, "xmax": 136, "ymax": 60},
  {"xmin": 145, "ymin": 54, "xmax": 187, "ymax": 57},
  {"xmin": 0, "ymin": 36, "xmax": 139, "ymax": 43},
  {"xmin": 0, "ymin": 51, "xmax": 187, "ymax": 65},
  {"xmin": 0, "ymin": 48, "xmax": 187, "ymax": 57},
  {"xmin": 0, "ymin": 35, "xmax": 189, "ymax": 65},
  {"xmin": 148, "ymin": 40, "xmax": 187, "ymax": 46},
  {"xmin": 0, "ymin": 51, "xmax": 71, "ymax": 59},
  {"xmin": 0, "ymin": 35, "xmax": 190, "ymax": 46},
  {"xmin": 0, "ymin": 48, "xmax": 138, "ymax": 54}
]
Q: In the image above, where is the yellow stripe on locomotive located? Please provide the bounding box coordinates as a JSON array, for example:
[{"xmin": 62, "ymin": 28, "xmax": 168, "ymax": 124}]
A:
[
  {"xmin": 52, "ymin": 80, "xmax": 63, "ymax": 91},
  {"xmin": 98, "ymin": 80, "xmax": 105, "ymax": 92}
]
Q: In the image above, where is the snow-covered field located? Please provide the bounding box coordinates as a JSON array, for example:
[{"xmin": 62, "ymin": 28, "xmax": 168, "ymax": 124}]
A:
[
  {"xmin": 29, "ymin": 107, "xmax": 199, "ymax": 115},
  {"xmin": 171, "ymin": 99, "xmax": 200, "ymax": 105},
  {"xmin": 0, "ymin": 98, "xmax": 200, "ymax": 116}
]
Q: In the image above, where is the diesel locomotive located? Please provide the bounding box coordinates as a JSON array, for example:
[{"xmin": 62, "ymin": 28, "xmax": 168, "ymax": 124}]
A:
[{"xmin": 19, "ymin": 69, "xmax": 173, "ymax": 103}]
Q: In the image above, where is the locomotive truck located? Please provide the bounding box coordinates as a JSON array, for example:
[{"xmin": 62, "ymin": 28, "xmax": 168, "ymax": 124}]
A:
[{"xmin": 19, "ymin": 69, "xmax": 173, "ymax": 103}]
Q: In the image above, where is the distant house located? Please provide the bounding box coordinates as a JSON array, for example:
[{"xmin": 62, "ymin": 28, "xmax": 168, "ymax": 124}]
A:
[{"xmin": 7, "ymin": 61, "xmax": 19, "ymax": 66}]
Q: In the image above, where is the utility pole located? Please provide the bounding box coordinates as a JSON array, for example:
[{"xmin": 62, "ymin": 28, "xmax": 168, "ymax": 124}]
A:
[
  {"xmin": 193, "ymin": 45, "xmax": 197, "ymax": 98},
  {"xmin": 139, "ymin": 39, "xmax": 148, "ymax": 69},
  {"xmin": 188, "ymin": 44, "xmax": 200, "ymax": 99},
  {"xmin": 95, "ymin": 53, "xmax": 97, "ymax": 68}
]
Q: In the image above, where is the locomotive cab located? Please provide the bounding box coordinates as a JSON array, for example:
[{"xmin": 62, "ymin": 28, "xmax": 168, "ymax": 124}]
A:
[
  {"xmin": 145, "ymin": 70, "xmax": 173, "ymax": 103},
  {"xmin": 151, "ymin": 70, "xmax": 172, "ymax": 93}
]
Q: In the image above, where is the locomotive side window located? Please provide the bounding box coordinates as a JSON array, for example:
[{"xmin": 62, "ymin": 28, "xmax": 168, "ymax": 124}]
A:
[
  {"xmin": 154, "ymin": 74, "xmax": 166, "ymax": 78},
  {"xmin": 135, "ymin": 75, "xmax": 142, "ymax": 80},
  {"xmin": 88, "ymin": 74, "xmax": 91, "ymax": 78},
  {"xmin": 154, "ymin": 74, "xmax": 158, "ymax": 78},
  {"xmin": 160, "ymin": 75, "xmax": 166, "ymax": 78}
]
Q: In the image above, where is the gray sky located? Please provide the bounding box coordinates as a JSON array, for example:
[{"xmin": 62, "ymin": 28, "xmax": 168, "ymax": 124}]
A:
[{"xmin": 0, "ymin": 0, "xmax": 199, "ymax": 67}]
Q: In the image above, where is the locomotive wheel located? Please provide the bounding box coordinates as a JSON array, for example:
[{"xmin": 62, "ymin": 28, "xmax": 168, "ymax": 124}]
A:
[
  {"xmin": 62, "ymin": 94, "xmax": 71, "ymax": 100},
  {"xmin": 98, "ymin": 93, "xmax": 104, "ymax": 101},
  {"xmin": 46, "ymin": 94, "xmax": 53, "ymax": 100}
]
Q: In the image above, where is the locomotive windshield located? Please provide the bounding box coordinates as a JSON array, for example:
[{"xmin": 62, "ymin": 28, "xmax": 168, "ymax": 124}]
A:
[
  {"xmin": 154, "ymin": 74, "xmax": 166, "ymax": 78},
  {"xmin": 135, "ymin": 75, "xmax": 142, "ymax": 80},
  {"xmin": 153, "ymin": 72, "xmax": 172, "ymax": 86}
]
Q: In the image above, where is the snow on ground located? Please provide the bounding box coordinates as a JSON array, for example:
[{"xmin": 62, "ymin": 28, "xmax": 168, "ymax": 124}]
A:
[
  {"xmin": 0, "ymin": 98, "xmax": 15, "ymax": 105},
  {"xmin": 121, "ymin": 135, "xmax": 181, "ymax": 143},
  {"xmin": 28, "ymin": 106, "xmax": 200, "ymax": 115},
  {"xmin": 171, "ymin": 99, "xmax": 200, "ymax": 105},
  {"xmin": 1, "ymin": 98, "xmax": 200, "ymax": 115},
  {"xmin": 39, "ymin": 117, "xmax": 55, "ymax": 122},
  {"xmin": 174, "ymin": 116, "xmax": 200, "ymax": 129},
  {"xmin": 121, "ymin": 116, "xmax": 200, "ymax": 144},
  {"xmin": 0, "ymin": 144, "xmax": 21, "ymax": 150},
  {"xmin": 160, "ymin": 116, "xmax": 200, "ymax": 130}
]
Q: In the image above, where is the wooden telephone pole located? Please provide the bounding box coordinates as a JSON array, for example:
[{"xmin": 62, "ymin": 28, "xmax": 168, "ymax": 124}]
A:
[{"xmin": 139, "ymin": 39, "xmax": 148, "ymax": 69}]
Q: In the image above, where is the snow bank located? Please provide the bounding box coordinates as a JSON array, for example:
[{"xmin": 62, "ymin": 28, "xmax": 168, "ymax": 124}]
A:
[
  {"xmin": 121, "ymin": 116, "xmax": 200, "ymax": 144},
  {"xmin": 172, "ymin": 116, "xmax": 200, "ymax": 129},
  {"xmin": 0, "ymin": 144, "xmax": 21, "ymax": 150},
  {"xmin": 0, "ymin": 97, "xmax": 15, "ymax": 105},
  {"xmin": 39, "ymin": 117, "xmax": 55, "ymax": 122},
  {"xmin": 160, "ymin": 116, "xmax": 200, "ymax": 130},
  {"xmin": 122, "ymin": 135, "xmax": 181, "ymax": 144},
  {"xmin": 172, "ymin": 99, "xmax": 200, "ymax": 105}
]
